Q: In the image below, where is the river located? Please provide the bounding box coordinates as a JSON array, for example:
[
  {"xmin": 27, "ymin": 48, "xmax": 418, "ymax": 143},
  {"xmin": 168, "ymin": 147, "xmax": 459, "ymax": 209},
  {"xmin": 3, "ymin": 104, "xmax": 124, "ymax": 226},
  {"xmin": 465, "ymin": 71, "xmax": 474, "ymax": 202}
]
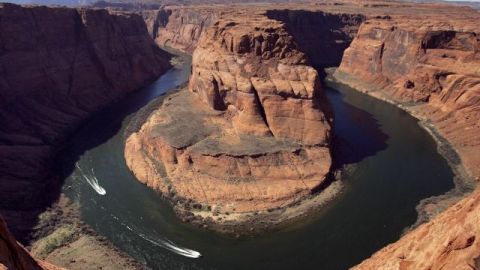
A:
[{"xmin": 59, "ymin": 55, "xmax": 455, "ymax": 270}]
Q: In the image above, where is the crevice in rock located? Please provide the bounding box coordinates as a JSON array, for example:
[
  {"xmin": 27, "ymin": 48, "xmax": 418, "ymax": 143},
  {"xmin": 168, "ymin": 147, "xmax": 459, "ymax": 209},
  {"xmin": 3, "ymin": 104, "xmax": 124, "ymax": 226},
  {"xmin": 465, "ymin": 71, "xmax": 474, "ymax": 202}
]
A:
[{"xmin": 250, "ymin": 84, "xmax": 273, "ymax": 136}]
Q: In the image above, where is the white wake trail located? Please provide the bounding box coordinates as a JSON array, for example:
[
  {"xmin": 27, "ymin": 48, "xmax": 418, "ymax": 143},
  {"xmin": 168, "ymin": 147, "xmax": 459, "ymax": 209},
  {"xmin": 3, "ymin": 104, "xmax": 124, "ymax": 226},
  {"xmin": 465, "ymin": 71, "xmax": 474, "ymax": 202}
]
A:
[
  {"xmin": 110, "ymin": 214, "xmax": 201, "ymax": 258},
  {"xmin": 75, "ymin": 163, "xmax": 106, "ymax": 195}
]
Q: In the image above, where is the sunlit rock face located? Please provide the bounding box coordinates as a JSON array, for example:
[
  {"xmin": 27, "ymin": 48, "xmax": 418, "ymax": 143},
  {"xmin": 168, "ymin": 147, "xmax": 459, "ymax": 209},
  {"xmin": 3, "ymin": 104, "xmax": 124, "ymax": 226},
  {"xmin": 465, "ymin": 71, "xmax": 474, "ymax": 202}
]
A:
[
  {"xmin": 334, "ymin": 9, "xmax": 480, "ymax": 270},
  {"xmin": 125, "ymin": 13, "xmax": 333, "ymax": 230},
  {"xmin": 336, "ymin": 17, "xmax": 480, "ymax": 180}
]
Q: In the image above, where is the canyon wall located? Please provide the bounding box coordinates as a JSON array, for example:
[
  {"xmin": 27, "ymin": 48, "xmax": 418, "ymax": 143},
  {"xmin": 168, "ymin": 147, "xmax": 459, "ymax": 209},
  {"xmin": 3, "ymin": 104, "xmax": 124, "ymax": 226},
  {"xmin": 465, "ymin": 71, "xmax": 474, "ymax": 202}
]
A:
[
  {"xmin": 265, "ymin": 9, "xmax": 365, "ymax": 69},
  {"xmin": 142, "ymin": 7, "xmax": 220, "ymax": 52},
  {"xmin": 125, "ymin": 13, "xmax": 334, "ymax": 232},
  {"xmin": 0, "ymin": 216, "xmax": 60, "ymax": 270},
  {"xmin": 336, "ymin": 17, "xmax": 480, "ymax": 180},
  {"xmin": 0, "ymin": 3, "xmax": 171, "ymax": 239},
  {"xmin": 353, "ymin": 187, "xmax": 480, "ymax": 270},
  {"xmin": 333, "ymin": 13, "xmax": 480, "ymax": 270}
]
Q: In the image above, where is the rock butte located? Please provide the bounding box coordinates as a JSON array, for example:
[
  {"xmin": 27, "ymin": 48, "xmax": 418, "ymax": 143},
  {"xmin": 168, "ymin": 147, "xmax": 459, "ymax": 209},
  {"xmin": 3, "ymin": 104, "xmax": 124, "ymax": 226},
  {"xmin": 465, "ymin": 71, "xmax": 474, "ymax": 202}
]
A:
[{"xmin": 125, "ymin": 14, "xmax": 334, "ymax": 229}]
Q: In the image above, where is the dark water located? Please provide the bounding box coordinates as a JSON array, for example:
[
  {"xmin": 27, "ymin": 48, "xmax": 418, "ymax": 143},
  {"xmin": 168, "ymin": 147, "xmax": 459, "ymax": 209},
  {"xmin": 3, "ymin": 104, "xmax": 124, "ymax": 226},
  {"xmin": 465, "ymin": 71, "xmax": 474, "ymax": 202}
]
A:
[{"xmin": 59, "ymin": 58, "xmax": 455, "ymax": 270}]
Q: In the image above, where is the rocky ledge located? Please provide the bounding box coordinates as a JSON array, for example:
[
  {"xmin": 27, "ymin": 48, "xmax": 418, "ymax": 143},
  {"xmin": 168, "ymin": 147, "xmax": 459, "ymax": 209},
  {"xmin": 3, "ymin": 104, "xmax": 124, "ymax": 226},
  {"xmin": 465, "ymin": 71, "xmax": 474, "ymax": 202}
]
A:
[
  {"xmin": 0, "ymin": 215, "xmax": 61, "ymax": 270},
  {"xmin": 125, "ymin": 15, "xmax": 334, "ymax": 233}
]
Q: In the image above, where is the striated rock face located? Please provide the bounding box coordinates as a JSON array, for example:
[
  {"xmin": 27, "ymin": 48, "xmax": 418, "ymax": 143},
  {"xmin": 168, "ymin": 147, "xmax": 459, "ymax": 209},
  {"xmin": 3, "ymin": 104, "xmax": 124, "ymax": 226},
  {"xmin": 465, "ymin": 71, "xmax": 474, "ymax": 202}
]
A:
[
  {"xmin": 0, "ymin": 3, "xmax": 171, "ymax": 239},
  {"xmin": 353, "ymin": 188, "xmax": 480, "ymax": 270},
  {"xmin": 0, "ymin": 216, "xmax": 62, "ymax": 270},
  {"xmin": 125, "ymin": 15, "xmax": 333, "ymax": 229},
  {"xmin": 333, "ymin": 12, "xmax": 480, "ymax": 270},
  {"xmin": 336, "ymin": 16, "xmax": 480, "ymax": 180},
  {"xmin": 266, "ymin": 9, "xmax": 365, "ymax": 69},
  {"xmin": 143, "ymin": 7, "xmax": 219, "ymax": 53}
]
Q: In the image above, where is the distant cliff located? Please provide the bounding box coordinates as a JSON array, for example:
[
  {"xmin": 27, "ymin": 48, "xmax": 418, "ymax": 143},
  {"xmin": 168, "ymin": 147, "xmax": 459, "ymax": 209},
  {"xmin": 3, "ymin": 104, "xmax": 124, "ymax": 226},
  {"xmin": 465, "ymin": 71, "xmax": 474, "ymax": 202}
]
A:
[
  {"xmin": 336, "ymin": 17, "xmax": 480, "ymax": 180},
  {"xmin": 142, "ymin": 7, "xmax": 219, "ymax": 52},
  {"xmin": 0, "ymin": 3, "xmax": 171, "ymax": 240}
]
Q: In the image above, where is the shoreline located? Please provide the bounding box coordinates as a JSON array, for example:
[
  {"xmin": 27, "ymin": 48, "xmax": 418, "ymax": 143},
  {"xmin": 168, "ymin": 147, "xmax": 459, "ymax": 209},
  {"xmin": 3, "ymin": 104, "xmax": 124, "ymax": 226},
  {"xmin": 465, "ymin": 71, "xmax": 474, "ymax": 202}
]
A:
[
  {"xmin": 328, "ymin": 68, "xmax": 477, "ymax": 232},
  {"xmin": 183, "ymin": 180, "xmax": 345, "ymax": 237},
  {"xmin": 27, "ymin": 194, "xmax": 147, "ymax": 270}
]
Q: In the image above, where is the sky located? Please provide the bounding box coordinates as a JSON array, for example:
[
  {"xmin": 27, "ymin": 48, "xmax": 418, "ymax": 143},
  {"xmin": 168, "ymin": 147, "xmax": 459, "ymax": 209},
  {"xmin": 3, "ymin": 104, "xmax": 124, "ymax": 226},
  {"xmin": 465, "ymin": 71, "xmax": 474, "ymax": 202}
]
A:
[{"xmin": 1, "ymin": 0, "xmax": 480, "ymax": 4}]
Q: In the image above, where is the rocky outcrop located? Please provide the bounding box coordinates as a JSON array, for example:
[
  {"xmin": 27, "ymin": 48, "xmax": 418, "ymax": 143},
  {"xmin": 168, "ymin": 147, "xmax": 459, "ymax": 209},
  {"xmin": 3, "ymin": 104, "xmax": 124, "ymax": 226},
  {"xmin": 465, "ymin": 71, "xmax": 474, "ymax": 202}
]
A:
[
  {"xmin": 336, "ymin": 16, "xmax": 480, "ymax": 180},
  {"xmin": 0, "ymin": 3, "xmax": 171, "ymax": 239},
  {"xmin": 353, "ymin": 187, "xmax": 480, "ymax": 270},
  {"xmin": 125, "ymin": 14, "xmax": 333, "ymax": 231},
  {"xmin": 142, "ymin": 7, "xmax": 219, "ymax": 53},
  {"xmin": 0, "ymin": 216, "xmax": 62, "ymax": 270},
  {"xmin": 333, "ymin": 11, "xmax": 480, "ymax": 270}
]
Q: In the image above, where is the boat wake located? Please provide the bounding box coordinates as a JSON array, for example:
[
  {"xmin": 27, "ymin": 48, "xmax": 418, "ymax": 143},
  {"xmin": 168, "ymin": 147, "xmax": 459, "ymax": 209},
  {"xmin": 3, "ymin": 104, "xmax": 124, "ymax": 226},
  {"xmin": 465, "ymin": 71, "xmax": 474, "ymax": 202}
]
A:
[
  {"xmin": 110, "ymin": 214, "xmax": 201, "ymax": 259},
  {"xmin": 75, "ymin": 163, "xmax": 107, "ymax": 195}
]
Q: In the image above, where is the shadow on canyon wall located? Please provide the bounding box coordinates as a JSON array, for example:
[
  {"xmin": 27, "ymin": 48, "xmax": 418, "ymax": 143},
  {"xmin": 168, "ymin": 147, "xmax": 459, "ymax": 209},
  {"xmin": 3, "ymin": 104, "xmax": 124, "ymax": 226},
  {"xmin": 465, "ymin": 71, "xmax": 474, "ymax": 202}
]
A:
[{"xmin": 265, "ymin": 9, "xmax": 365, "ymax": 76}]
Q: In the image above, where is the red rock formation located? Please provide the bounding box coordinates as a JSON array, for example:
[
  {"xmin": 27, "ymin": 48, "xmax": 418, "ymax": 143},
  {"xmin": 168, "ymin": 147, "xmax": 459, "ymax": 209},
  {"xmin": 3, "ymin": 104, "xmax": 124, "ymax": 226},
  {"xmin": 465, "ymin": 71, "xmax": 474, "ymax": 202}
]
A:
[
  {"xmin": 0, "ymin": 3, "xmax": 171, "ymax": 239},
  {"xmin": 353, "ymin": 188, "xmax": 480, "ymax": 270},
  {"xmin": 333, "ymin": 10, "xmax": 480, "ymax": 270},
  {"xmin": 336, "ymin": 16, "xmax": 480, "ymax": 180},
  {"xmin": 0, "ymin": 216, "xmax": 62, "ymax": 270},
  {"xmin": 143, "ymin": 7, "xmax": 219, "ymax": 52},
  {"xmin": 265, "ymin": 9, "xmax": 364, "ymax": 69},
  {"xmin": 125, "ymin": 13, "xmax": 333, "ymax": 231}
]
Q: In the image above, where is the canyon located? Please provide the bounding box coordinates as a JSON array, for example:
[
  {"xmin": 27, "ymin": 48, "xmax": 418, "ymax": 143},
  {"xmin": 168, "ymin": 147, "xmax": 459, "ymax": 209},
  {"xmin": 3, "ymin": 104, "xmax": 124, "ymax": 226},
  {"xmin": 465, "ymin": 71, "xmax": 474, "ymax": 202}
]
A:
[
  {"xmin": 126, "ymin": 1, "xmax": 480, "ymax": 268},
  {"xmin": 0, "ymin": 216, "xmax": 61, "ymax": 270},
  {"xmin": 0, "ymin": 0, "xmax": 479, "ymax": 269},
  {"xmin": 0, "ymin": 2, "xmax": 172, "ymax": 270},
  {"xmin": 0, "ymin": 2, "xmax": 171, "ymax": 240}
]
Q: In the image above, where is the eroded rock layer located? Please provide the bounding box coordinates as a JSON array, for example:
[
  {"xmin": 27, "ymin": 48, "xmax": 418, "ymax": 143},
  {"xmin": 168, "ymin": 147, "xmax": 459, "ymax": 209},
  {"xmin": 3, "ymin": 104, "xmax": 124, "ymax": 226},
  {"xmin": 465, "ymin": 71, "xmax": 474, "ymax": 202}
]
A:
[
  {"xmin": 336, "ymin": 17, "xmax": 480, "ymax": 179},
  {"xmin": 125, "ymin": 14, "xmax": 333, "ymax": 228},
  {"xmin": 0, "ymin": 3, "xmax": 171, "ymax": 239},
  {"xmin": 142, "ymin": 7, "xmax": 219, "ymax": 52},
  {"xmin": 265, "ymin": 9, "xmax": 364, "ymax": 69},
  {"xmin": 353, "ymin": 188, "xmax": 480, "ymax": 270},
  {"xmin": 0, "ymin": 216, "xmax": 61, "ymax": 270},
  {"xmin": 332, "ymin": 11, "xmax": 480, "ymax": 270}
]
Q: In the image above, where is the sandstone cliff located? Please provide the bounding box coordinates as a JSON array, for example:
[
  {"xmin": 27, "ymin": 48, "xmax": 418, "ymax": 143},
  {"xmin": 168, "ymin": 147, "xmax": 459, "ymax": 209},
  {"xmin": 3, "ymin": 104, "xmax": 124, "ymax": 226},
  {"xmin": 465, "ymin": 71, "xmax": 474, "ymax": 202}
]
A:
[
  {"xmin": 125, "ymin": 14, "xmax": 334, "ymax": 231},
  {"xmin": 0, "ymin": 3, "xmax": 171, "ymax": 239},
  {"xmin": 353, "ymin": 188, "xmax": 480, "ymax": 270},
  {"xmin": 266, "ymin": 9, "xmax": 364, "ymax": 69},
  {"xmin": 332, "ymin": 12, "xmax": 480, "ymax": 270},
  {"xmin": 336, "ymin": 16, "xmax": 480, "ymax": 181},
  {"xmin": 0, "ymin": 216, "xmax": 61, "ymax": 270},
  {"xmin": 142, "ymin": 7, "xmax": 219, "ymax": 52}
]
